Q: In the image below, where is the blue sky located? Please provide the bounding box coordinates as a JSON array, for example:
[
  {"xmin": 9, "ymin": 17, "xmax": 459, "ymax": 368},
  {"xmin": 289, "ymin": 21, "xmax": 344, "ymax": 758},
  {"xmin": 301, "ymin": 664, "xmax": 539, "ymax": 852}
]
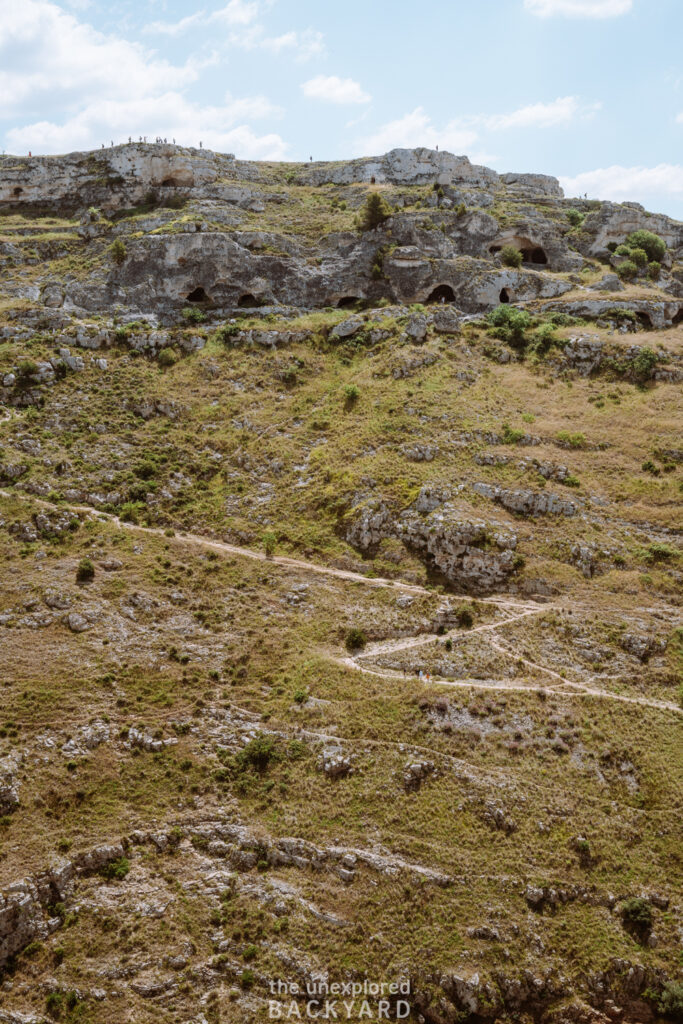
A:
[{"xmin": 2, "ymin": 0, "xmax": 683, "ymax": 216}]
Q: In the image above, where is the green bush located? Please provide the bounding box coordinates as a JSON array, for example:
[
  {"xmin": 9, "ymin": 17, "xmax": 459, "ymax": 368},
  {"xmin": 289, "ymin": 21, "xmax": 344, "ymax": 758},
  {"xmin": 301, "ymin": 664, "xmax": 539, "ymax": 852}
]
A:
[
  {"xmin": 487, "ymin": 306, "xmax": 532, "ymax": 349},
  {"xmin": 109, "ymin": 238, "xmax": 127, "ymax": 265},
  {"xmin": 236, "ymin": 735, "xmax": 279, "ymax": 772},
  {"xmin": 556, "ymin": 430, "xmax": 587, "ymax": 449},
  {"xmin": 629, "ymin": 247, "xmax": 648, "ymax": 268},
  {"xmin": 99, "ymin": 856, "xmax": 130, "ymax": 881},
  {"xmin": 76, "ymin": 557, "xmax": 95, "ymax": 582},
  {"xmin": 501, "ymin": 423, "xmax": 525, "ymax": 445},
  {"xmin": 657, "ymin": 981, "xmax": 683, "ymax": 1019},
  {"xmin": 499, "ymin": 245, "xmax": 523, "ymax": 268},
  {"xmin": 182, "ymin": 306, "xmax": 206, "ymax": 323},
  {"xmin": 158, "ymin": 347, "xmax": 177, "ymax": 368},
  {"xmin": 616, "ymin": 260, "xmax": 638, "ymax": 282},
  {"xmin": 293, "ymin": 689, "xmax": 307, "ymax": 704},
  {"xmin": 566, "ymin": 208, "xmax": 585, "ymax": 227},
  {"xmin": 262, "ymin": 530, "xmax": 277, "ymax": 557},
  {"xmin": 357, "ymin": 193, "xmax": 392, "ymax": 231},
  {"xmin": 345, "ymin": 627, "xmax": 367, "ymax": 652},
  {"xmin": 216, "ymin": 323, "xmax": 240, "ymax": 343},
  {"xmin": 620, "ymin": 896, "xmax": 653, "ymax": 934},
  {"xmin": 455, "ymin": 603, "xmax": 474, "ymax": 628},
  {"xmin": 16, "ymin": 359, "xmax": 39, "ymax": 384},
  {"xmin": 647, "ymin": 261, "xmax": 661, "ymax": 280},
  {"xmin": 528, "ymin": 322, "xmax": 558, "ymax": 355},
  {"xmin": 344, "ymin": 383, "xmax": 360, "ymax": 403},
  {"xmin": 630, "ymin": 346, "xmax": 658, "ymax": 382},
  {"xmin": 626, "ymin": 229, "xmax": 666, "ymax": 262}
]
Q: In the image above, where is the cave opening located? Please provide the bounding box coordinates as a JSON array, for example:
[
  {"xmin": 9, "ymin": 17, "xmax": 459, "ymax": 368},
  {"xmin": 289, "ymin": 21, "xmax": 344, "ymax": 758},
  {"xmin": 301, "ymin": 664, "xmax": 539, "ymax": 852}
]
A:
[
  {"xmin": 426, "ymin": 284, "xmax": 456, "ymax": 304},
  {"xmin": 636, "ymin": 312, "xmax": 653, "ymax": 330},
  {"xmin": 12, "ymin": 187, "xmax": 23, "ymax": 196},
  {"xmin": 499, "ymin": 288, "xmax": 511, "ymax": 303},
  {"xmin": 672, "ymin": 308, "xmax": 683, "ymax": 326},
  {"xmin": 337, "ymin": 296, "xmax": 362, "ymax": 308},
  {"xmin": 238, "ymin": 293, "xmax": 260, "ymax": 308},
  {"xmin": 489, "ymin": 236, "xmax": 548, "ymax": 266},
  {"xmin": 186, "ymin": 286, "xmax": 209, "ymax": 303}
]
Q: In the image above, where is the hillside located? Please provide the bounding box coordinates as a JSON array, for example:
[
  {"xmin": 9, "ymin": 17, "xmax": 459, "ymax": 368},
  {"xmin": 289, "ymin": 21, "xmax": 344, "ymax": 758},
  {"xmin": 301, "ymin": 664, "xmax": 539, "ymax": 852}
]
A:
[{"xmin": 0, "ymin": 144, "xmax": 681, "ymax": 1024}]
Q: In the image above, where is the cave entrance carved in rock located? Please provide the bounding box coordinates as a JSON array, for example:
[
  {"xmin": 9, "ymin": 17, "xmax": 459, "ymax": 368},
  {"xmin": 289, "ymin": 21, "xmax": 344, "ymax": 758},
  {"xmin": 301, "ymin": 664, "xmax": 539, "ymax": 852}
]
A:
[
  {"xmin": 489, "ymin": 235, "xmax": 548, "ymax": 266},
  {"xmin": 186, "ymin": 286, "xmax": 210, "ymax": 303},
  {"xmin": 237, "ymin": 294, "xmax": 260, "ymax": 308},
  {"xmin": 426, "ymin": 284, "xmax": 456, "ymax": 304}
]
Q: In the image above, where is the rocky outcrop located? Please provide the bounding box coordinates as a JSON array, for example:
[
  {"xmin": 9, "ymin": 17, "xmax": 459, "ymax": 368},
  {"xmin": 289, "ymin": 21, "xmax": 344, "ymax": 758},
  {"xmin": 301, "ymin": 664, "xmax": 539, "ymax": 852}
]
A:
[{"xmin": 345, "ymin": 492, "xmax": 519, "ymax": 593}]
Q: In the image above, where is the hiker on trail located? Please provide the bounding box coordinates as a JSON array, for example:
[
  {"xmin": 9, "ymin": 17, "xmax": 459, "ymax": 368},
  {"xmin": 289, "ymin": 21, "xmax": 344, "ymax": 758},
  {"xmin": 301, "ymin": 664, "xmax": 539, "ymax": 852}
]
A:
[{"xmin": 199, "ymin": 141, "xmax": 203, "ymax": 149}]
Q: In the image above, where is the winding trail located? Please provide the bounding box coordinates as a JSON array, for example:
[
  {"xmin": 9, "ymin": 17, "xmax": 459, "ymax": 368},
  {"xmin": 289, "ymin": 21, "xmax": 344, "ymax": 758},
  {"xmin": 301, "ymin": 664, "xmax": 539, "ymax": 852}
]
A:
[{"xmin": 2, "ymin": 489, "xmax": 681, "ymax": 716}]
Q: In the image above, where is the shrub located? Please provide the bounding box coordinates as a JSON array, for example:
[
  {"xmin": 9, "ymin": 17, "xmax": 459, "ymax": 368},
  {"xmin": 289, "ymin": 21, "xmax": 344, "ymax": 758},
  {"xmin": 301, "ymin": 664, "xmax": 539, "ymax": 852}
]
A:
[
  {"xmin": 528, "ymin": 322, "xmax": 557, "ymax": 355},
  {"xmin": 501, "ymin": 423, "xmax": 525, "ymax": 445},
  {"xmin": 629, "ymin": 247, "xmax": 648, "ymax": 268},
  {"xmin": 626, "ymin": 229, "xmax": 666, "ymax": 262},
  {"xmin": 345, "ymin": 627, "xmax": 367, "ymax": 652},
  {"xmin": 621, "ymin": 896, "xmax": 653, "ymax": 935},
  {"xmin": 616, "ymin": 260, "xmax": 638, "ymax": 282},
  {"xmin": 614, "ymin": 244, "xmax": 631, "ymax": 257},
  {"xmin": 556, "ymin": 430, "xmax": 587, "ymax": 449},
  {"xmin": 157, "ymin": 347, "xmax": 177, "ymax": 368},
  {"xmin": 99, "ymin": 856, "xmax": 130, "ymax": 881},
  {"xmin": 16, "ymin": 359, "xmax": 39, "ymax": 384},
  {"xmin": 293, "ymin": 689, "xmax": 307, "ymax": 704},
  {"xmin": 262, "ymin": 530, "xmax": 277, "ymax": 557},
  {"xmin": 486, "ymin": 306, "xmax": 532, "ymax": 349},
  {"xmin": 216, "ymin": 323, "xmax": 240, "ymax": 343},
  {"xmin": 109, "ymin": 238, "xmax": 127, "ymax": 265},
  {"xmin": 499, "ymin": 245, "xmax": 523, "ymax": 268},
  {"xmin": 236, "ymin": 735, "xmax": 278, "ymax": 772},
  {"xmin": 76, "ymin": 557, "xmax": 95, "ymax": 582},
  {"xmin": 182, "ymin": 306, "xmax": 206, "ymax": 323},
  {"xmin": 240, "ymin": 969, "xmax": 255, "ymax": 989},
  {"xmin": 344, "ymin": 383, "xmax": 360, "ymax": 404},
  {"xmin": 647, "ymin": 261, "xmax": 661, "ymax": 280},
  {"xmin": 657, "ymin": 981, "xmax": 683, "ymax": 1019},
  {"xmin": 566, "ymin": 208, "xmax": 585, "ymax": 227},
  {"xmin": 455, "ymin": 603, "xmax": 474, "ymax": 628},
  {"xmin": 630, "ymin": 346, "xmax": 658, "ymax": 382},
  {"xmin": 357, "ymin": 193, "xmax": 392, "ymax": 232}
]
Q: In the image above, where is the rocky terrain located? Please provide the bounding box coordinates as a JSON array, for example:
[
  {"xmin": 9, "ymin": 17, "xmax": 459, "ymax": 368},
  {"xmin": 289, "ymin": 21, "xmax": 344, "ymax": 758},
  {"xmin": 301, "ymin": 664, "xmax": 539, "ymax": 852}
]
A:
[{"xmin": 0, "ymin": 144, "xmax": 681, "ymax": 1024}]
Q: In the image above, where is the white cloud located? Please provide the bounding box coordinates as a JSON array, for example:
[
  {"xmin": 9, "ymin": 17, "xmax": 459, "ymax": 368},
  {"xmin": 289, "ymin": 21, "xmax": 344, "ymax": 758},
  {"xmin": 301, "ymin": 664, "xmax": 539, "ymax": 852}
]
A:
[
  {"xmin": 302, "ymin": 75, "xmax": 370, "ymax": 105},
  {"xmin": 524, "ymin": 0, "xmax": 632, "ymax": 17},
  {"xmin": 0, "ymin": 1, "xmax": 287, "ymax": 159},
  {"xmin": 484, "ymin": 96, "xmax": 600, "ymax": 130},
  {"xmin": 143, "ymin": 2, "xmax": 325, "ymax": 60},
  {"xmin": 145, "ymin": 1, "xmax": 260, "ymax": 36},
  {"xmin": 0, "ymin": 0, "xmax": 199, "ymax": 117},
  {"xmin": 6, "ymin": 92, "xmax": 287, "ymax": 158},
  {"xmin": 356, "ymin": 108, "xmax": 478, "ymax": 156},
  {"xmin": 560, "ymin": 164, "xmax": 683, "ymax": 202},
  {"xmin": 356, "ymin": 96, "xmax": 599, "ymax": 158}
]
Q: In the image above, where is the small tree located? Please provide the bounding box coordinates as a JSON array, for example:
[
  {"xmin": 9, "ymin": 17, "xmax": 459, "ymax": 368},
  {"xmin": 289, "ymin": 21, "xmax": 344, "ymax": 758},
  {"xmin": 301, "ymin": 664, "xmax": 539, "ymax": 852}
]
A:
[
  {"xmin": 626, "ymin": 229, "xmax": 666, "ymax": 262},
  {"xmin": 616, "ymin": 260, "xmax": 638, "ymax": 282},
  {"xmin": 357, "ymin": 193, "xmax": 392, "ymax": 232},
  {"xmin": 629, "ymin": 247, "xmax": 648, "ymax": 268},
  {"xmin": 647, "ymin": 261, "xmax": 661, "ymax": 280},
  {"xmin": 345, "ymin": 627, "xmax": 367, "ymax": 652},
  {"xmin": 109, "ymin": 238, "xmax": 127, "ymax": 265},
  {"xmin": 566, "ymin": 208, "xmax": 585, "ymax": 227},
  {"xmin": 500, "ymin": 245, "xmax": 523, "ymax": 268},
  {"xmin": 76, "ymin": 557, "xmax": 95, "ymax": 582},
  {"xmin": 262, "ymin": 530, "xmax": 277, "ymax": 558},
  {"xmin": 487, "ymin": 305, "xmax": 532, "ymax": 349}
]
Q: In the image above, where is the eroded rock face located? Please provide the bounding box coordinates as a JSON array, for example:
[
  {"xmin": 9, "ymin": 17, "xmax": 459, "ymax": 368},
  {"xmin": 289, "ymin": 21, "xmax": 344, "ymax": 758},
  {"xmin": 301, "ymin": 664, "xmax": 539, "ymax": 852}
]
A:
[{"xmin": 345, "ymin": 493, "xmax": 519, "ymax": 593}]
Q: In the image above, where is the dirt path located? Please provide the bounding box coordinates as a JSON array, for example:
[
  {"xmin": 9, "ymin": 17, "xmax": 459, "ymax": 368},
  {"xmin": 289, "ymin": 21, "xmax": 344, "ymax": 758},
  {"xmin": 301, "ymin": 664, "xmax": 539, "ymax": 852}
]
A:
[
  {"xmin": 0, "ymin": 489, "xmax": 537, "ymax": 609},
  {"xmin": 2, "ymin": 489, "xmax": 680, "ymax": 716}
]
